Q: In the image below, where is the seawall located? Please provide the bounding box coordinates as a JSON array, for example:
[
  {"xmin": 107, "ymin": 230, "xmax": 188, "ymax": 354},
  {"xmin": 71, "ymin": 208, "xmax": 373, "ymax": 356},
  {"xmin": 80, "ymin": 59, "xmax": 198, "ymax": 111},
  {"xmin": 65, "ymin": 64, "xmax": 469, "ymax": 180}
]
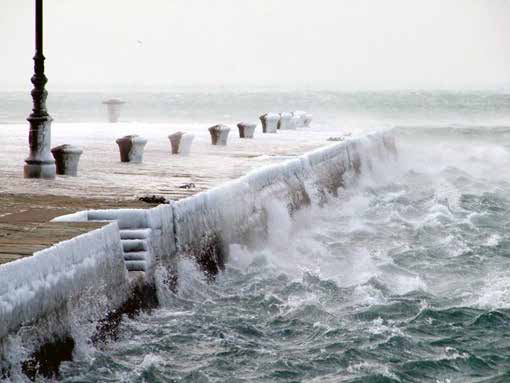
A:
[{"xmin": 0, "ymin": 129, "xmax": 397, "ymax": 378}]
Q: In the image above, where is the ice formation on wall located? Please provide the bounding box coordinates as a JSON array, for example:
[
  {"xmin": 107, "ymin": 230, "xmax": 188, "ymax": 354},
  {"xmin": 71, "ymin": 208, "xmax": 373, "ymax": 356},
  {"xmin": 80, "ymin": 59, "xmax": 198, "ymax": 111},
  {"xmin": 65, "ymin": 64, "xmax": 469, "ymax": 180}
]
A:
[
  {"xmin": 53, "ymin": 205, "xmax": 176, "ymax": 272},
  {"xmin": 0, "ymin": 223, "xmax": 128, "ymax": 341},
  {"xmin": 52, "ymin": 129, "xmax": 397, "ymax": 278},
  {"xmin": 173, "ymin": 130, "xmax": 397, "ymax": 273}
]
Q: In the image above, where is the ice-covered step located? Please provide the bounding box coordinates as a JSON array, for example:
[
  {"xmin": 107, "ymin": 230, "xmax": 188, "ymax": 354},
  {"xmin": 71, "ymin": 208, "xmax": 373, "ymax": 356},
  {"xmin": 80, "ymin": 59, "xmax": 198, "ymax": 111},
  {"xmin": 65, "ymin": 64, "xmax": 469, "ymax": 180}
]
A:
[
  {"xmin": 120, "ymin": 229, "xmax": 152, "ymax": 273},
  {"xmin": 87, "ymin": 210, "xmax": 150, "ymax": 229},
  {"xmin": 125, "ymin": 260, "xmax": 147, "ymax": 272},
  {"xmin": 122, "ymin": 239, "xmax": 147, "ymax": 252},
  {"xmin": 120, "ymin": 228, "xmax": 151, "ymax": 240},
  {"xmin": 123, "ymin": 251, "xmax": 148, "ymax": 261}
]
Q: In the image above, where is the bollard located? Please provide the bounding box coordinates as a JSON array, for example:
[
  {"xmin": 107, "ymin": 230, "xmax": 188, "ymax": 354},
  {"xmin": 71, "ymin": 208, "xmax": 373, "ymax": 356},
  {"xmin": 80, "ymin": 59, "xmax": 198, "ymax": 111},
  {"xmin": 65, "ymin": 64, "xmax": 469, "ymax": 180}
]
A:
[
  {"xmin": 208, "ymin": 125, "xmax": 231, "ymax": 145},
  {"xmin": 116, "ymin": 135, "xmax": 147, "ymax": 163},
  {"xmin": 292, "ymin": 111, "xmax": 307, "ymax": 128},
  {"xmin": 102, "ymin": 98, "xmax": 125, "ymax": 123},
  {"xmin": 278, "ymin": 112, "xmax": 295, "ymax": 130},
  {"xmin": 51, "ymin": 144, "xmax": 83, "ymax": 176},
  {"xmin": 168, "ymin": 132, "xmax": 194, "ymax": 155},
  {"xmin": 291, "ymin": 115, "xmax": 301, "ymax": 129},
  {"xmin": 168, "ymin": 132, "xmax": 183, "ymax": 154},
  {"xmin": 259, "ymin": 113, "xmax": 279, "ymax": 133},
  {"xmin": 179, "ymin": 134, "xmax": 195, "ymax": 155},
  {"xmin": 237, "ymin": 122, "xmax": 256, "ymax": 138}
]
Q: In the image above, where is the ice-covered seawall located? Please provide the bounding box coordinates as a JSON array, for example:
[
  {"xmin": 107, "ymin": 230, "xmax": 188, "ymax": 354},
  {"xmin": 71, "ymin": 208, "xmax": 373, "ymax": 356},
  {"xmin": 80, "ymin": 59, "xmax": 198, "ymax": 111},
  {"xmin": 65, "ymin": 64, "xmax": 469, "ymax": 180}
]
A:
[
  {"xmin": 51, "ymin": 130, "xmax": 397, "ymax": 277},
  {"xmin": 173, "ymin": 130, "xmax": 397, "ymax": 275},
  {"xmin": 0, "ymin": 223, "xmax": 130, "ymax": 377},
  {"xmin": 0, "ymin": 223, "xmax": 127, "ymax": 339},
  {"xmin": 52, "ymin": 130, "xmax": 396, "ymax": 278},
  {"xmin": 0, "ymin": 129, "xmax": 396, "ymax": 377}
]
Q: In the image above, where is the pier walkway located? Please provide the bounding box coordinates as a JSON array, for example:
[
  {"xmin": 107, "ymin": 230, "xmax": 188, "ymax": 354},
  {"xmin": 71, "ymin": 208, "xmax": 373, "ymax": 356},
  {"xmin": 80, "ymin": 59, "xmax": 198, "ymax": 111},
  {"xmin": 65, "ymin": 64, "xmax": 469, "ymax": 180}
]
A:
[{"xmin": 0, "ymin": 121, "xmax": 348, "ymax": 266}]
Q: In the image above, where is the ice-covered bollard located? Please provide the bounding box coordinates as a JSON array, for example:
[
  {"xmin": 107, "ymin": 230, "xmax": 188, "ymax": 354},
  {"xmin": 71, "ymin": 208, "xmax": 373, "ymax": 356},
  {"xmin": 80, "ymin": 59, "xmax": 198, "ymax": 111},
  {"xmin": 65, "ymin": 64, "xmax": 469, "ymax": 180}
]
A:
[
  {"xmin": 179, "ymin": 134, "xmax": 195, "ymax": 155},
  {"xmin": 51, "ymin": 144, "xmax": 83, "ymax": 176},
  {"xmin": 278, "ymin": 112, "xmax": 295, "ymax": 130},
  {"xmin": 102, "ymin": 98, "xmax": 125, "ymax": 123},
  {"xmin": 116, "ymin": 135, "xmax": 147, "ymax": 163},
  {"xmin": 168, "ymin": 132, "xmax": 194, "ymax": 155},
  {"xmin": 292, "ymin": 111, "xmax": 307, "ymax": 128},
  {"xmin": 179, "ymin": 134, "xmax": 194, "ymax": 155},
  {"xmin": 259, "ymin": 113, "xmax": 279, "ymax": 133},
  {"xmin": 304, "ymin": 113, "xmax": 313, "ymax": 127},
  {"xmin": 237, "ymin": 122, "xmax": 256, "ymax": 138},
  {"xmin": 291, "ymin": 115, "xmax": 301, "ymax": 129},
  {"xmin": 208, "ymin": 125, "xmax": 231, "ymax": 145}
]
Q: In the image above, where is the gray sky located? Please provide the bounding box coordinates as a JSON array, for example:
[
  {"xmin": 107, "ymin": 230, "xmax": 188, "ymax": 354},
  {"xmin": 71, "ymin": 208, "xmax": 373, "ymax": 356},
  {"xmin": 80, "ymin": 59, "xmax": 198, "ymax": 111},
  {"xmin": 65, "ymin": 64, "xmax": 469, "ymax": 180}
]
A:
[{"xmin": 2, "ymin": 0, "xmax": 510, "ymax": 91}]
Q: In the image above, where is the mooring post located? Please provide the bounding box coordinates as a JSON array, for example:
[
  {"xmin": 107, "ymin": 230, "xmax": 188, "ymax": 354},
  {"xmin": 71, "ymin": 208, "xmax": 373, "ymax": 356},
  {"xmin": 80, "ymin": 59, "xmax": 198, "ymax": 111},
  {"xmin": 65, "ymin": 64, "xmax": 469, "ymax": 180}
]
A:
[{"xmin": 24, "ymin": 0, "xmax": 56, "ymax": 179}]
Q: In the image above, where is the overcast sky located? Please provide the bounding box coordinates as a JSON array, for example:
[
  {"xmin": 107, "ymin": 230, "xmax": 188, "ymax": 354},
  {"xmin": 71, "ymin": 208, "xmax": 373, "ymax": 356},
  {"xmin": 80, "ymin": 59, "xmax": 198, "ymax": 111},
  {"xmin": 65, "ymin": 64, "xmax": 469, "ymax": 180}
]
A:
[{"xmin": 2, "ymin": 0, "xmax": 510, "ymax": 91}]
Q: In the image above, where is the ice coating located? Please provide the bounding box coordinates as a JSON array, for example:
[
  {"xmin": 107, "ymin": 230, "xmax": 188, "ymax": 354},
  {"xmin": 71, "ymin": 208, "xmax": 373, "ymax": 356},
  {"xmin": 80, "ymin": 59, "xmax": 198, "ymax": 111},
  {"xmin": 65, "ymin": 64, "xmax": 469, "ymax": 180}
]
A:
[
  {"xmin": 53, "ymin": 130, "xmax": 396, "ymax": 272},
  {"xmin": 208, "ymin": 124, "xmax": 231, "ymax": 146},
  {"xmin": 278, "ymin": 112, "xmax": 294, "ymax": 130},
  {"xmin": 0, "ymin": 223, "xmax": 128, "ymax": 340},
  {"xmin": 51, "ymin": 129, "xmax": 396, "ymax": 276},
  {"xmin": 292, "ymin": 110, "xmax": 307, "ymax": 127},
  {"xmin": 259, "ymin": 113, "xmax": 280, "ymax": 133},
  {"xmin": 173, "ymin": 130, "xmax": 396, "ymax": 265},
  {"xmin": 178, "ymin": 133, "xmax": 194, "ymax": 155},
  {"xmin": 53, "ymin": 205, "xmax": 177, "ymax": 271}
]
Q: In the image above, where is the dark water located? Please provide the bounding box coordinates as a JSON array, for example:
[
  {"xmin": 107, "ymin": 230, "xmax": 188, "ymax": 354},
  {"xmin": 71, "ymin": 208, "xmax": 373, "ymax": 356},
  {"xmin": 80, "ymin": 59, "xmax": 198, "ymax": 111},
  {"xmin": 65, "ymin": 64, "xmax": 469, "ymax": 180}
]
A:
[{"xmin": 53, "ymin": 121, "xmax": 510, "ymax": 382}]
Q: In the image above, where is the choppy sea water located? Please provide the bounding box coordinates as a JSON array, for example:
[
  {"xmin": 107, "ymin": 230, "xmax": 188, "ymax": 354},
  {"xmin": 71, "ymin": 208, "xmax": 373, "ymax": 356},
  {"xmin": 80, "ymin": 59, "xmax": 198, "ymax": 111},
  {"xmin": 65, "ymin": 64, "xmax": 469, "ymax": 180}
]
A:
[
  {"xmin": 4, "ymin": 91, "xmax": 510, "ymax": 382},
  {"xmin": 1, "ymin": 90, "xmax": 510, "ymax": 128}
]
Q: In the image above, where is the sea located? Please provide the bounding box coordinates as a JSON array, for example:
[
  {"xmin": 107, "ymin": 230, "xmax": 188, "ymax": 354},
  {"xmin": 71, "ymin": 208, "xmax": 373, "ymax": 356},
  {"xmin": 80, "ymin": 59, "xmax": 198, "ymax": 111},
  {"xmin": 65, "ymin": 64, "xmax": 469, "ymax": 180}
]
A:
[{"xmin": 3, "ymin": 90, "xmax": 510, "ymax": 382}]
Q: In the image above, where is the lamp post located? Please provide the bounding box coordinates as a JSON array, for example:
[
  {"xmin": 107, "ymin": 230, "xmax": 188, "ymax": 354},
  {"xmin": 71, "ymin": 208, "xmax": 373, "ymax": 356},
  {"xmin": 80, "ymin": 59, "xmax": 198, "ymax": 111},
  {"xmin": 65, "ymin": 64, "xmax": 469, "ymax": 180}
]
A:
[{"xmin": 24, "ymin": 0, "xmax": 56, "ymax": 179}]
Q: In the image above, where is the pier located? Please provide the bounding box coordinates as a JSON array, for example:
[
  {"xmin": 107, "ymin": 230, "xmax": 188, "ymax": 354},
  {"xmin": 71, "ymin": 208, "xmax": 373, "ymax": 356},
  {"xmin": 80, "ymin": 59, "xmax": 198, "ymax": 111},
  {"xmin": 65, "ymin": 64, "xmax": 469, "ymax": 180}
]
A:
[
  {"xmin": 2, "ymin": 121, "xmax": 336, "ymax": 200},
  {"xmin": 0, "ymin": 0, "xmax": 506, "ymax": 380},
  {"xmin": 0, "ymin": 121, "xmax": 346, "ymax": 266}
]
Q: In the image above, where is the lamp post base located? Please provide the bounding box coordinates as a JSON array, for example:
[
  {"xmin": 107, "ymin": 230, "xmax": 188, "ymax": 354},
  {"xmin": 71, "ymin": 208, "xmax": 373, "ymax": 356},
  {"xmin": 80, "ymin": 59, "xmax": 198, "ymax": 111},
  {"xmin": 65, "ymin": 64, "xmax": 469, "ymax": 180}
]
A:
[{"xmin": 24, "ymin": 163, "xmax": 56, "ymax": 179}]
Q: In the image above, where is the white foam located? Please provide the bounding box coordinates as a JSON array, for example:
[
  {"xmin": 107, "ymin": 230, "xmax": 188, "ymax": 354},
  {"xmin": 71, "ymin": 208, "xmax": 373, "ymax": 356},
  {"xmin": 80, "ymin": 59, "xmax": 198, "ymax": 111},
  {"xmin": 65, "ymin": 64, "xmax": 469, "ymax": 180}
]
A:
[{"xmin": 472, "ymin": 270, "xmax": 510, "ymax": 309}]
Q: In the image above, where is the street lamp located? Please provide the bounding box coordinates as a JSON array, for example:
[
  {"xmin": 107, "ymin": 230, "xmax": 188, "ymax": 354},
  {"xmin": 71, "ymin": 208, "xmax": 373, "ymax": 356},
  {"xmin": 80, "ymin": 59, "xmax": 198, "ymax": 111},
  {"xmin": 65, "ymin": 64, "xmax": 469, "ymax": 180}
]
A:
[{"xmin": 24, "ymin": 0, "xmax": 56, "ymax": 179}]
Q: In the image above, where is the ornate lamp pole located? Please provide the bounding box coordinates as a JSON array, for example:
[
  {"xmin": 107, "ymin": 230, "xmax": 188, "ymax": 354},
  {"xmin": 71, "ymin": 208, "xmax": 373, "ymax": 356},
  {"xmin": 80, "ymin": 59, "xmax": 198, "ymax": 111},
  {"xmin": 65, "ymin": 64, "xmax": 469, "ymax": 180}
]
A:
[{"xmin": 24, "ymin": 0, "xmax": 56, "ymax": 179}]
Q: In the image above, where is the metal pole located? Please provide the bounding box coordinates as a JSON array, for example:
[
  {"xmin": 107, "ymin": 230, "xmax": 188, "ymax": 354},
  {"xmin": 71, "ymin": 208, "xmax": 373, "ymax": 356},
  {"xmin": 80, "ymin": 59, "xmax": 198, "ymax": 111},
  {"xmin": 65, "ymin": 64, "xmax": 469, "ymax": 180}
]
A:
[{"xmin": 24, "ymin": 0, "xmax": 56, "ymax": 179}]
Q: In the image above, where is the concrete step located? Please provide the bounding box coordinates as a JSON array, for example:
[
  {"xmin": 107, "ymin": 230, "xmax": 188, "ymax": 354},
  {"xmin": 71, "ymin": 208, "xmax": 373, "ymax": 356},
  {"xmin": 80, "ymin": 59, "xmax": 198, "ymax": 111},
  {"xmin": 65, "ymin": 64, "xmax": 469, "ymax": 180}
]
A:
[{"xmin": 122, "ymin": 239, "xmax": 147, "ymax": 252}]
